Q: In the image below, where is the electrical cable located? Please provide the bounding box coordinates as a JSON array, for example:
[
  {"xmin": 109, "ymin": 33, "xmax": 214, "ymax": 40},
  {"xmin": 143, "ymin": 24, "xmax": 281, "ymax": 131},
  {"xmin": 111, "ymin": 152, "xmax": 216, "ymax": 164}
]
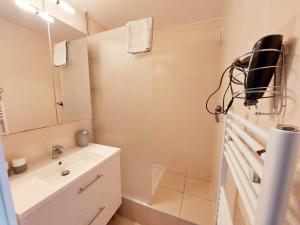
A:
[
  {"xmin": 206, "ymin": 62, "xmax": 247, "ymax": 115},
  {"xmin": 205, "ymin": 65, "xmax": 232, "ymax": 115}
]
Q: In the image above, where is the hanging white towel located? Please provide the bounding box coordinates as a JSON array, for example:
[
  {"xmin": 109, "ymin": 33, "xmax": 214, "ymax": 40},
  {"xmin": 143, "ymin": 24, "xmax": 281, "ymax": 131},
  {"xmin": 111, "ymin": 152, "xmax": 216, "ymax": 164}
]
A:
[
  {"xmin": 126, "ymin": 17, "xmax": 153, "ymax": 54},
  {"xmin": 53, "ymin": 40, "xmax": 68, "ymax": 67},
  {"xmin": 0, "ymin": 101, "xmax": 9, "ymax": 135}
]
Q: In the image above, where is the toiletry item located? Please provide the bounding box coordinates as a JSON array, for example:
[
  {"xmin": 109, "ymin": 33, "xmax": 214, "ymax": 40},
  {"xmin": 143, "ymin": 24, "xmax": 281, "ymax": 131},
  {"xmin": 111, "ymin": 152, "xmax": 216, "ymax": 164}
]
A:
[
  {"xmin": 12, "ymin": 157, "xmax": 27, "ymax": 174},
  {"xmin": 5, "ymin": 160, "xmax": 10, "ymax": 177},
  {"xmin": 76, "ymin": 130, "xmax": 90, "ymax": 147}
]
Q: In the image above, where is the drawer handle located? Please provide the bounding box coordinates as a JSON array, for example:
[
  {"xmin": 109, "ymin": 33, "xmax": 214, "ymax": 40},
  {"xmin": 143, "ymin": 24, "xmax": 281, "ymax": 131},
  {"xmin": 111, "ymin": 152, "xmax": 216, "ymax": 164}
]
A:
[
  {"xmin": 87, "ymin": 206, "xmax": 105, "ymax": 225},
  {"xmin": 79, "ymin": 174, "xmax": 103, "ymax": 194}
]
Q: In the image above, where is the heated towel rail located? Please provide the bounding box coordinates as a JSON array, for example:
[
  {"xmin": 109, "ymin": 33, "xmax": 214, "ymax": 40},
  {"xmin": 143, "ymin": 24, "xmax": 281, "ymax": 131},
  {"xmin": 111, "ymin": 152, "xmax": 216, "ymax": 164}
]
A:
[
  {"xmin": 216, "ymin": 111, "xmax": 300, "ymax": 225},
  {"xmin": 0, "ymin": 88, "xmax": 9, "ymax": 135}
]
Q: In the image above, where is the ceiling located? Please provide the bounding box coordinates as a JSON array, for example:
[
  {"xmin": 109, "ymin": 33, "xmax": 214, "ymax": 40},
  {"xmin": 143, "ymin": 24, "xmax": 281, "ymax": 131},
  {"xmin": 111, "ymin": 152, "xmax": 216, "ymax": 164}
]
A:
[
  {"xmin": 0, "ymin": 0, "xmax": 49, "ymax": 37},
  {"xmin": 0, "ymin": 0, "xmax": 86, "ymax": 42},
  {"xmin": 68, "ymin": 0, "xmax": 224, "ymax": 30}
]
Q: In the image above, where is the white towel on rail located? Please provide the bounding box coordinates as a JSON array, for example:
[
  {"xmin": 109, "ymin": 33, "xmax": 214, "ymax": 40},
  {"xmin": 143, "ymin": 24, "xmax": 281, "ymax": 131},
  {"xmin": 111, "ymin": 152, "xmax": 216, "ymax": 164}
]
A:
[
  {"xmin": 126, "ymin": 17, "xmax": 153, "ymax": 54},
  {"xmin": 0, "ymin": 101, "xmax": 9, "ymax": 135},
  {"xmin": 53, "ymin": 40, "xmax": 68, "ymax": 67}
]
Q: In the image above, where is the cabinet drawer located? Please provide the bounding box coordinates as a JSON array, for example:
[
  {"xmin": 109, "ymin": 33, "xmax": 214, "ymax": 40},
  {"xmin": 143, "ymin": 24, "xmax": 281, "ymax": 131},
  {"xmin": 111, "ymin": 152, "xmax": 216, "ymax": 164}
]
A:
[
  {"xmin": 20, "ymin": 153, "xmax": 120, "ymax": 225},
  {"xmin": 77, "ymin": 180, "xmax": 121, "ymax": 225},
  {"xmin": 76, "ymin": 154, "xmax": 120, "ymax": 208}
]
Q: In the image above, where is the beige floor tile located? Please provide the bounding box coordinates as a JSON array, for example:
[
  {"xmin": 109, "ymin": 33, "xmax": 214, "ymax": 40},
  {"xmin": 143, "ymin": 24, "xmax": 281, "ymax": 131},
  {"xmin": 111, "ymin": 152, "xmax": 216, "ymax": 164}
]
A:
[
  {"xmin": 186, "ymin": 172, "xmax": 210, "ymax": 182},
  {"xmin": 150, "ymin": 187, "xmax": 183, "ymax": 216},
  {"xmin": 184, "ymin": 178, "xmax": 212, "ymax": 200},
  {"xmin": 166, "ymin": 168, "xmax": 187, "ymax": 177},
  {"xmin": 118, "ymin": 217, "xmax": 141, "ymax": 225},
  {"xmin": 159, "ymin": 172, "xmax": 186, "ymax": 192},
  {"xmin": 178, "ymin": 219, "xmax": 198, "ymax": 225},
  {"xmin": 107, "ymin": 214, "xmax": 122, "ymax": 225},
  {"xmin": 148, "ymin": 208, "xmax": 179, "ymax": 225},
  {"xmin": 180, "ymin": 194, "xmax": 215, "ymax": 225}
]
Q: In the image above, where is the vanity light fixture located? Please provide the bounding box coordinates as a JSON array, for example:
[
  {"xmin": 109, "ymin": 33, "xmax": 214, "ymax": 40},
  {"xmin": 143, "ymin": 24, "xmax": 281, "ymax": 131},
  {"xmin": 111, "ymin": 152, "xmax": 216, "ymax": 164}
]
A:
[
  {"xmin": 48, "ymin": 0, "xmax": 75, "ymax": 15},
  {"xmin": 37, "ymin": 10, "xmax": 55, "ymax": 23},
  {"xmin": 15, "ymin": 0, "xmax": 36, "ymax": 13},
  {"xmin": 14, "ymin": 0, "xmax": 54, "ymax": 23}
]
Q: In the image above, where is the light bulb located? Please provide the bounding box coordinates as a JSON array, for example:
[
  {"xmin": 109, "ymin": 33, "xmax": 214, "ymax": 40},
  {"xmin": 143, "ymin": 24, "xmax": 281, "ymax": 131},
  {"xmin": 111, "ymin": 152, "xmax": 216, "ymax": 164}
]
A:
[
  {"xmin": 15, "ymin": 0, "xmax": 37, "ymax": 13},
  {"xmin": 58, "ymin": 0, "xmax": 75, "ymax": 15},
  {"xmin": 37, "ymin": 10, "xmax": 54, "ymax": 23}
]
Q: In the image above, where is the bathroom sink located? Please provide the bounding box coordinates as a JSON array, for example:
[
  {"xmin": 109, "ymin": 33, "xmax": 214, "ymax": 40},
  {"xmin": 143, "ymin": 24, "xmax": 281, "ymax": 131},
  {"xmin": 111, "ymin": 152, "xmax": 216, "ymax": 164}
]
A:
[
  {"xmin": 32, "ymin": 150, "xmax": 106, "ymax": 185},
  {"xmin": 10, "ymin": 144, "xmax": 120, "ymax": 218}
]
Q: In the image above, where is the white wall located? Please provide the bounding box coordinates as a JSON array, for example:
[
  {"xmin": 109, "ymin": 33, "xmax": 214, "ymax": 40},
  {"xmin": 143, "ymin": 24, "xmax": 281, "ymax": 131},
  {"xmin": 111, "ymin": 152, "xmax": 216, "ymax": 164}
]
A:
[
  {"xmin": 88, "ymin": 27, "xmax": 153, "ymax": 203},
  {"xmin": 151, "ymin": 20, "xmax": 222, "ymax": 181}
]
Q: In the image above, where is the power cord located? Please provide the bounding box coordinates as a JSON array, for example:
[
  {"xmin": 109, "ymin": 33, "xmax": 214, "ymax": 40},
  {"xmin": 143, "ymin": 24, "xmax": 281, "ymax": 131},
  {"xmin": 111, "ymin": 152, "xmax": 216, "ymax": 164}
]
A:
[{"xmin": 206, "ymin": 60, "xmax": 247, "ymax": 115}]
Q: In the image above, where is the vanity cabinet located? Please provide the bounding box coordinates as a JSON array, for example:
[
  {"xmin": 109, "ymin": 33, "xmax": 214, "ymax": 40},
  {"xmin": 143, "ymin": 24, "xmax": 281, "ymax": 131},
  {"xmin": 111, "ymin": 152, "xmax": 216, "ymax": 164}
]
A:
[{"xmin": 18, "ymin": 153, "xmax": 121, "ymax": 225}]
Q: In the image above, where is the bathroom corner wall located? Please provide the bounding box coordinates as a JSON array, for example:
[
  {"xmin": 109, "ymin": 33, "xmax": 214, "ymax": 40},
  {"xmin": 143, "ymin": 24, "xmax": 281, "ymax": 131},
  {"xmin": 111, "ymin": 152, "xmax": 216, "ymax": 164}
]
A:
[
  {"xmin": 151, "ymin": 20, "xmax": 222, "ymax": 181},
  {"xmin": 87, "ymin": 16, "xmax": 106, "ymax": 35},
  {"xmin": 87, "ymin": 19, "xmax": 222, "ymax": 203},
  {"xmin": 218, "ymin": 0, "xmax": 300, "ymax": 224}
]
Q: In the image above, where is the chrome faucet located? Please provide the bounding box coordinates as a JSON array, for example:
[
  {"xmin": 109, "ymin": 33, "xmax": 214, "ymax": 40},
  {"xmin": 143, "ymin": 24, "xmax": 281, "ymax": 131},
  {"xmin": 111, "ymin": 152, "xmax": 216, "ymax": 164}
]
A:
[{"xmin": 52, "ymin": 145, "xmax": 64, "ymax": 160}]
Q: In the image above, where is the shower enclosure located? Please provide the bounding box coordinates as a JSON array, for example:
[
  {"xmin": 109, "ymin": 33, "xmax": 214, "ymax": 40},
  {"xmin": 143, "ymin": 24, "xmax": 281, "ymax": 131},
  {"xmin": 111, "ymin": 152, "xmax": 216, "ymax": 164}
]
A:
[{"xmin": 87, "ymin": 19, "xmax": 222, "ymax": 224}]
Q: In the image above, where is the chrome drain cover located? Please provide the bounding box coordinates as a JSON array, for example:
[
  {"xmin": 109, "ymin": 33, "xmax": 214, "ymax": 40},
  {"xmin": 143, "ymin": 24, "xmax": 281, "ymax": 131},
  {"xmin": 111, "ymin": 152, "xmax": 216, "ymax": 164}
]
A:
[{"xmin": 61, "ymin": 170, "xmax": 71, "ymax": 176}]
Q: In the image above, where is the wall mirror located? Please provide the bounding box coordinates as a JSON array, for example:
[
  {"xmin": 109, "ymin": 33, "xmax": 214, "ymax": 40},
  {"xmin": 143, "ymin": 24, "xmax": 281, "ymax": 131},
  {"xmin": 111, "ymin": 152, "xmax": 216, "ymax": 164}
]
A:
[
  {"xmin": 48, "ymin": 14, "xmax": 92, "ymax": 124},
  {"xmin": 0, "ymin": 0, "xmax": 57, "ymax": 134},
  {"xmin": 0, "ymin": 0, "xmax": 92, "ymax": 134}
]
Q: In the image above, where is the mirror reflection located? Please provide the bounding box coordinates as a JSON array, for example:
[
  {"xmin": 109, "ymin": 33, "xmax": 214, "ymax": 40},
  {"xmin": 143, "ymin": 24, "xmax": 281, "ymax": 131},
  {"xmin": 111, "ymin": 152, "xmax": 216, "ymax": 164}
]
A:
[
  {"xmin": 0, "ymin": 0, "xmax": 56, "ymax": 134},
  {"xmin": 48, "ymin": 18, "xmax": 91, "ymax": 124},
  {"xmin": 0, "ymin": 0, "xmax": 92, "ymax": 134}
]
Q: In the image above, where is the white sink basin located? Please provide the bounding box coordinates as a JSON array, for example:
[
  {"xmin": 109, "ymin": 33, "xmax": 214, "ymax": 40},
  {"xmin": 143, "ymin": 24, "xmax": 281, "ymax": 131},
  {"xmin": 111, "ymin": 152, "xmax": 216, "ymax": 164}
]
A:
[
  {"xmin": 10, "ymin": 144, "xmax": 120, "ymax": 218},
  {"xmin": 33, "ymin": 150, "xmax": 106, "ymax": 185}
]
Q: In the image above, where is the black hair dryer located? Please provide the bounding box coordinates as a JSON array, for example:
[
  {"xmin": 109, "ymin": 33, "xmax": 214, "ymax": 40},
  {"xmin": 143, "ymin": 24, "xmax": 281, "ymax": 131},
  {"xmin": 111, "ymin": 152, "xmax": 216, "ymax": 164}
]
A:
[{"xmin": 243, "ymin": 34, "xmax": 283, "ymax": 106}]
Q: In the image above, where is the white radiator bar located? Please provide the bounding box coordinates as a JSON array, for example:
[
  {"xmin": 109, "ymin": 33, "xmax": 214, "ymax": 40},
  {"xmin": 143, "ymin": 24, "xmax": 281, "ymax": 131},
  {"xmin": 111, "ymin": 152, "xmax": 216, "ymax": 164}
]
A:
[
  {"xmin": 217, "ymin": 187, "xmax": 233, "ymax": 225},
  {"xmin": 227, "ymin": 111, "xmax": 268, "ymax": 142},
  {"xmin": 217, "ymin": 111, "xmax": 300, "ymax": 225},
  {"xmin": 224, "ymin": 151, "xmax": 255, "ymax": 224},
  {"xmin": 226, "ymin": 128, "xmax": 263, "ymax": 178},
  {"xmin": 227, "ymin": 141, "xmax": 260, "ymax": 195},
  {"xmin": 228, "ymin": 119, "xmax": 264, "ymax": 153},
  {"xmin": 226, "ymin": 148, "xmax": 257, "ymax": 211}
]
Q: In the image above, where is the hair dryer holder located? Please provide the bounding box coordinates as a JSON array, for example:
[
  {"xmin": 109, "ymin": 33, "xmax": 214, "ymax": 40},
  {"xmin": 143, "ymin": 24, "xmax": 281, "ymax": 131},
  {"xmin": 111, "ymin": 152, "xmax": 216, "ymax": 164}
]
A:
[{"xmin": 230, "ymin": 45, "xmax": 286, "ymax": 116}]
